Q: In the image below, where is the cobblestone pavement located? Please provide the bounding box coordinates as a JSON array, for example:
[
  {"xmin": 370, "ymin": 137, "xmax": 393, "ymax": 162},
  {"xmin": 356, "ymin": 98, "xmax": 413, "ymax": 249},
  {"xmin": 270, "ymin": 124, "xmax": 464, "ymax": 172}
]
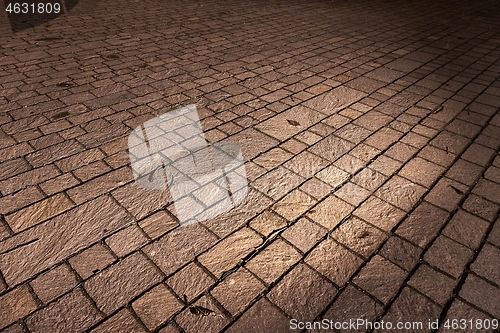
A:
[{"xmin": 1, "ymin": 0, "xmax": 500, "ymax": 332}]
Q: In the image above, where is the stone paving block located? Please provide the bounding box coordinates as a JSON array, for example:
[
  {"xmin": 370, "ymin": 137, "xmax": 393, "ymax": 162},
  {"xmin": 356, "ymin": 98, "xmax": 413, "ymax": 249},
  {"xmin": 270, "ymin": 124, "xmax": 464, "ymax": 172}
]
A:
[
  {"xmin": 211, "ymin": 267, "xmax": 266, "ymax": 316},
  {"xmin": 299, "ymin": 177, "xmax": 333, "ymax": 200},
  {"xmin": 26, "ymin": 288, "xmax": 102, "ymax": 333},
  {"xmin": 315, "ymin": 165, "xmax": 350, "ymax": 188},
  {"xmin": 26, "ymin": 140, "xmax": 85, "ymax": 168},
  {"xmin": 424, "ymin": 236, "xmax": 473, "ymax": 279},
  {"xmin": 425, "ymin": 177, "xmax": 468, "ymax": 212},
  {"xmin": 5, "ymin": 193, "xmax": 74, "ymax": 233},
  {"xmin": 73, "ymin": 161, "xmax": 112, "ymax": 182},
  {"xmin": 201, "ymin": 188, "xmax": 273, "ymax": 238},
  {"xmin": 69, "ymin": 243, "xmax": 115, "ymax": 280},
  {"xmin": 0, "ymin": 158, "xmax": 30, "ymax": 181},
  {"xmin": 255, "ymin": 106, "xmax": 324, "ymax": 141},
  {"xmin": 305, "ymin": 239, "xmax": 363, "ymax": 287},
  {"xmin": 446, "ymin": 159, "xmax": 484, "ymax": 186},
  {"xmin": 369, "ymin": 154, "xmax": 403, "ymax": 176},
  {"xmin": 438, "ymin": 299, "xmax": 494, "ymax": 333},
  {"xmin": 307, "ymin": 196, "xmax": 354, "ymax": 230},
  {"xmin": 333, "ymin": 154, "xmax": 366, "ymax": 174},
  {"xmin": 365, "ymin": 127, "xmax": 403, "ymax": 151},
  {"xmin": 353, "ymin": 110, "xmax": 393, "ymax": 131},
  {"xmin": 279, "ymin": 138, "xmax": 307, "ymax": 155},
  {"xmin": 268, "ymin": 263, "xmax": 337, "ymax": 321},
  {"xmin": 251, "ymin": 166, "xmax": 305, "ymax": 201},
  {"xmin": 112, "ymin": 181, "xmax": 175, "ymax": 220},
  {"xmin": 385, "ymin": 142, "xmax": 418, "ymax": 163},
  {"xmin": 488, "ymin": 217, "xmax": 500, "ymax": 248},
  {"xmin": 442, "ymin": 210, "xmax": 489, "ymax": 250},
  {"xmin": 282, "ymin": 217, "xmax": 327, "ymax": 253},
  {"xmin": 398, "ymin": 157, "xmax": 445, "ymax": 188},
  {"xmin": 174, "ymin": 295, "xmax": 229, "ymax": 333},
  {"xmin": 377, "ymin": 287, "xmax": 441, "ymax": 333},
  {"xmin": 0, "ymin": 195, "xmax": 132, "ymax": 286},
  {"xmin": 395, "ymin": 201, "xmax": 450, "ymax": 248},
  {"xmin": 30, "ymin": 263, "xmax": 78, "ymax": 304},
  {"xmin": 54, "ymin": 148, "xmax": 105, "ymax": 172},
  {"xmin": 472, "ymin": 178, "xmax": 500, "ymax": 205},
  {"xmin": 0, "ymin": 186, "xmax": 45, "ymax": 215},
  {"xmin": 322, "ymin": 113, "xmax": 351, "ymax": 130},
  {"xmin": 350, "ymin": 168, "xmax": 387, "ymax": 193},
  {"xmin": 302, "ymin": 86, "xmax": 366, "ymax": 115},
  {"xmin": 199, "ymin": 227, "xmax": 262, "ymax": 278},
  {"xmin": 144, "ymin": 224, "xmax": 218, "ymax": 276},
  {"xmin": 0, "ymin": 285, "xmax": 38, "ymax": 330},
  {"xmin": 334, "ymin": 182, "xmax": 371, "ymax": 206},
  {"xmin": 408, "ymin": 264, "xmax": 456, "ymax": 305},
  {"xmin": 470, "ymin": 244, "xmax": 500, "ymax": 286},
  {"xmin": 430, "ymin": 131, "xmax": 471, "ymax": 155},
  {"xmin": 245, "ymin": 239, "xmax": 301, "ymax": 285},
  {"xmin": 225, "ymin": 298, "xmax": 291, "ymax": 333},
  {"xmin": 350, "ymin": 143, "xmax": 381, "ymax": 162},
  {"xmin": 462, "ymin": 194, "xmax": 499, "ymax": 223},
  {"xmin": 227, "ymin": 128, "xmax": 279, "ymax": 160},
  {"xmin": 459, "ymin": 274, "xmax": 500, "ymax": 318},
  {"xmin": 90, "ymin": 309, "xmax": 147, "ymax": 333},
  {"xmin": 331, "ymin": 217, "xmax": 387, "ymax": 259},
  {"xmin": 67, "ymin": 167, "xmax": 131, "ymax": 205},
  {"xmin": 353, "ymin": 255, "xmax": 407, "ymax": 304},
  {"xmin": 84, "ymin": 252, "xmax": 163, "ymax": 314},
  {"xmin": 324, "ymin": 284, "xmax": 383, "ymax": 332},
  {"xmin": 308, "ymin": 134, "xmax": 355, "ymax": 163},
  {"xmin": 354, "ymin": 196, "xmax": 406, "ymax": 232},
  {"xmin": 484, "ymin": 165, "xmax": 500, "ymax": 184},
  {"xmin": 380, "ymin": 237, "xmax": 422, "ymax": 271},
  {"xmin": 334, "ymin": 123, "xmax": 372, "ymax": 144},
  {"xmin": 0, "ymin": 164, "xmax": 60, "ymax": 195},
  {"xmin": 39, "ymin": 173, "xmax": 80, "ymax": 196},
  {"xmin": 417, "ymin": 145, "xmax": 457, "ymax": 168},
  {"xmin": 167, "ymin": 262, "xmax": 215, "ymax": 303},
  {"xmin": 375, "ymin": 175, "xmax": 426, "ymax": 211},
  {"xmin": 105, "ymin": 224, "xmax": 148, "ymax": 257},
  {"xmin": 445, "ymin": 119, "xmax": 482, "ymax": 139},
  {"xmin": 462, "ymin": 143, "xmax": 496, "ymax": 167},
  {"xmin": 132, "ymin": 283, "xmax": 183, "ymax": 331},
  {"xmin": 283, "ymin": 150, "xmax": 330, "ymax": 178},
  {"xmin": 138, "ymin": 211, "xmax": 178, "ymax": 240},
  {"xmin": 252, "ymin": 147, "xmax": 293, "ymax": 170},
  {"xmin": 249, "ymin": 210, "xmax": 287, "ymax": 237},
  {"xmin": 272, "ymin": 189, "xmax": 316, "ymax": 222},
  {"xmin": 400, "ymin": 131, "xmax": 429, "ymax": 149}
]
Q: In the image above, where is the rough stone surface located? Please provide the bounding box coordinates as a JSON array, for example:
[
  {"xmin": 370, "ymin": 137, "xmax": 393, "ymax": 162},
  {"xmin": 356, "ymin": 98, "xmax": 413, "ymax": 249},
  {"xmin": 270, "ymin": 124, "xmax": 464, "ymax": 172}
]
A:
[
  {"xmin": 211, "ymin": 267, "xmax": 266, "ymax": 315},
  {"xmin": 26, "ymin": 288, "xmax": 102, "ymax": 333},
  {"xmin": 198, "ymin": 228, "xmax": 262, "ymax": 278},
  {"xmin": 132, "ymin": 284, "xmax": 183, "ymax": 330},
  {"xmin": 245, "ymin": 239, "xmax": 301, "ymax": 284},
  {"xmin": 0, "ymin": 285, "xmax": 38, "ymax": 330},
  {"xmin": 267, "ymin": 263, "xmax": 337, "ymax": 321},
  {"xmin": 353, "ymin": 255, "xmax": 407, "ymax": 304},
  {"xmin": 84, "ymin": 252, "xmax": 163, "ymax": 314},
  {"xmin": 225, "ymin": 298, "xmax": 291, "ymax": 333},
  {"xmin": 305, "ymin": 239, "xmax": 363, "ymax": 287},
  {"xmin": 143, "ymin": 224, "xmax": 218, "ymax": 275},
  {"xmin": 90, "ymin": 309, "xmax": 147, "ymax": 333},
  {"xmin": 0, "ymin": 195, "xmax": 132, "ymax": 286}
]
